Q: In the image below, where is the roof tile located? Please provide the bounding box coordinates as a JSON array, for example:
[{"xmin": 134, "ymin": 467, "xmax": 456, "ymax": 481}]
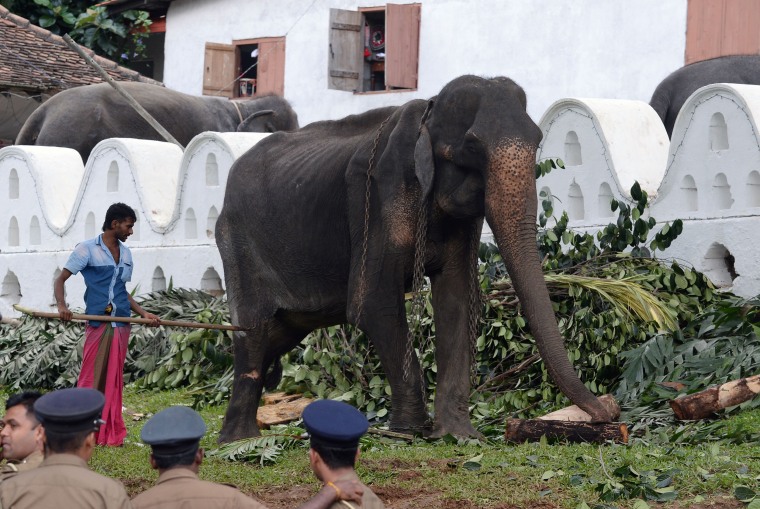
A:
[{"xmin": 0, "ymin": 5, "xmax": 159, "ymax": 93}]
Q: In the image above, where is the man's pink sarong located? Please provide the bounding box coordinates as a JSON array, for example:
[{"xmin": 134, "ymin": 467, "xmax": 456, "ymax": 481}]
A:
[{"xmin": 77, "ymin": 323, "xmax": 130, "ymax": 446}]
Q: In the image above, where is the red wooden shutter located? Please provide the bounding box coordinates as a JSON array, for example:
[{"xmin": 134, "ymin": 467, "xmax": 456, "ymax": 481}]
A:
[
  {"xmin": 257, "ymin": 37, "xmax": 286, "ymax": 96},
  {"xmin": 203, "ymin": 43, "xmax": 235, "ymax": 97},
  {"xmin": 328, "ymin": 8, "xmax": 363, "ymax": 92},
  {"xmin": 385, "ymin": 3, "xmax": 420, "ymax": 89},
  {"xmin": 686, "ymin": 0, "xmax": 760, "ymax": 64}
]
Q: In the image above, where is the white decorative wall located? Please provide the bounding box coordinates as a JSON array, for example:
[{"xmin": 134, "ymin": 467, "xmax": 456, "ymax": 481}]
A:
[
  {"xmin": 0, "ymin": 132, "xmax": 269, "ymax": 319},
  {"xmin": 4, "ymin": 83, "xmax": 760, "ymax": 320}
]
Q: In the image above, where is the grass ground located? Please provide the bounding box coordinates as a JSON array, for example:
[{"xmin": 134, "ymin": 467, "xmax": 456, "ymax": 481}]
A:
[{"xmin": 57, "ymin": 386, "xmax": 759, "ymax": 509}]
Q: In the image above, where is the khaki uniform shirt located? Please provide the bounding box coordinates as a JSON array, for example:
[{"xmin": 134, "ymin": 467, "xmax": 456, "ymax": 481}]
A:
[
  {"xmin": 0, "ymin": 453, "xmax": 132, "ymax": 509},
  {"xmin": 327, "ymin": 472, "xmax": 386, "ymax": 509},
  {"xmin": 0, "ymin": 450, "xmax": 44, "ymax": 483},
  {"xmin": 131, "ymin": 468, "xmax": 268, "ymax": 509}
]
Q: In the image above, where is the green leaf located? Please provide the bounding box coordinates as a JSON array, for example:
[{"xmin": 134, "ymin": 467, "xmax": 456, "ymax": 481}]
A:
[{"xmin": 735, "ymin": 486, "xmax": 756, "ymax": 502}]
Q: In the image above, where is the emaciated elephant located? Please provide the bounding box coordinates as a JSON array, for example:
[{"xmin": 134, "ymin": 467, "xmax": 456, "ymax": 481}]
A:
[
  {"xmin": 15, "ymin": 82, "xmax": 299, "ymax": 161},
  {"xmin": 216, "ymin": 75, "xmax": 613, "ymax": 441},
  {"xmin": 650, "ymin": 55, "xmax": 760, "ymax": 137}
]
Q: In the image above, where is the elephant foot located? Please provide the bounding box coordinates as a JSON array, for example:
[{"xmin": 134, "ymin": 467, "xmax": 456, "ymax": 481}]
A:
[
  {"xmin": 389, "ymin": 413, "xmax": 432, "ymax": 436},
  {"xmin": 430, "ymin": 418, "xmax": 484, "ymax": 441},
  {"xmin": 218, "ymin": 421, "xmax": 262, "ymax": 443}
]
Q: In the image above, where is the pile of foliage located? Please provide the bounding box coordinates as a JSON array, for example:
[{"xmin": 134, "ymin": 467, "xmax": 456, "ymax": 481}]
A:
[{"xmin": 2, "ymin": 161, "xmax": 759, "ymax": 452}]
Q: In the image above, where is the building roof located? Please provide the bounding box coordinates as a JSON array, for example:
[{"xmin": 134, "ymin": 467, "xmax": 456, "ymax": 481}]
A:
[
  {"xmin": 97, "ymin": 0, "xmax": 173, "ymax": 15},
  {"xmin": 0, "ymin": 5, "xmax": 159, "ymax": 94}
]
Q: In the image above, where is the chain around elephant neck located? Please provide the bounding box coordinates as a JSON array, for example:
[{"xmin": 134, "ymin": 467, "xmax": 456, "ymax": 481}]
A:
[{"xmin": 355, "ymin": 115, "xmax": 392, "ymax": 328}]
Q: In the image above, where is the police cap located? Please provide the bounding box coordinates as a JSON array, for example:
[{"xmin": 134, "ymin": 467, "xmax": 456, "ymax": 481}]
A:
[
  {"xmin": 34, "ymin": 388, "xmax": 105, "ymax": 433},
  {"xmin": 302, "ymin": 399, "xmax": 368, "ymax": 449},
  {"xmin": 140, "ymin": 406, "xmax": 207, "ymax": 456}
]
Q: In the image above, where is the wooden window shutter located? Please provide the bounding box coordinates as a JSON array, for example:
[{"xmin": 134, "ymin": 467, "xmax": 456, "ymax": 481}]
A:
[
  {"xmin": 385, "ymin": 3, "xmax": 420, "ymax": 89},
  {"xmin": 328, "ymin": 8, "xmax": 363, "ymax": 92},
  {"xmin": 686, "ymin": 0, "xmax": 760, "ymax": 64},
  {"xmin": 257, "ymin": 37, "xmax": 286, "ymax": 96},
  {"xmin": 203, "ymin": 43, "xmax": 235, "ymax": 97}
]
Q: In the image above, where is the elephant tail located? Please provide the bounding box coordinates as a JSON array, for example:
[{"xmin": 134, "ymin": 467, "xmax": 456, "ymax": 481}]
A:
[{"xmin": 264, "ymin": 357, "xmax": 283, "ymax": 391}]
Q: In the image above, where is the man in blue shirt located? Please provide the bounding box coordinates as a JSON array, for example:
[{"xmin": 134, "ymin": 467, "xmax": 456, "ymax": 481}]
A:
[{"xmin": 54, "ymin": 202, "xmax": 159, "ymax": 446}]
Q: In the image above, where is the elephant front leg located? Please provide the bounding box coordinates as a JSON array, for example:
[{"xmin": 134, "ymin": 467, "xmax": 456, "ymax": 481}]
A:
[
  {"xmin": 349, "ymin": 301, "xmax": 430, "ymax": 434},
  {"xmin": 428, "ymin": 228, "xmax": 482, "ymax": 438}
]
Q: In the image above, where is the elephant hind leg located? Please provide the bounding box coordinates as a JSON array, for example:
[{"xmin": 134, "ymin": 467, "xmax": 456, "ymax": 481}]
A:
[{"xmin": 219, "ymin": 319, "xmax": 308, "ymax": 443}]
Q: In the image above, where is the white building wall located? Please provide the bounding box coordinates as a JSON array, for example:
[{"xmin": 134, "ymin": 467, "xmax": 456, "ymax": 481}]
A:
[{"xmin": 163, "ymin": 0, "xmax": 687, "ymax": 126}]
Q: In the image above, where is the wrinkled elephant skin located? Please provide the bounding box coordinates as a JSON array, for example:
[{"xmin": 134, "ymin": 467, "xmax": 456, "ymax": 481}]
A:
[{"xmin": 216, "ymin": 75, "xmax": 612, "ymax": 442}]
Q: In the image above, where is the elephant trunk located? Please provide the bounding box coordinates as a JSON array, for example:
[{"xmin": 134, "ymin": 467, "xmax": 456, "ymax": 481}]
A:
[{"xmin": 484, "ymin": 138, "xmax": 612, "ymax": 422}]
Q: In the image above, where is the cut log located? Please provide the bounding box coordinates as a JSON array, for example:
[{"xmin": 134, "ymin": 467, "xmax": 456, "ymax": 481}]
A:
[
  {"xmin": 538, "ymin": 394, "xmax": 620, "ymax": 422},
  {"xmin": 256, "ymin": 397, "xmax": 313, "ymax": 429},
  {"xmin": 670, "ymin": 374, "xmax": 760, "ymax": 420},
  {"xmin": 261, "ymin": 392, "xmax": 304, "ymax": 405},
  {"xmin": 505, "ymin": 419, "xmax": 629, "ymax": 444}
]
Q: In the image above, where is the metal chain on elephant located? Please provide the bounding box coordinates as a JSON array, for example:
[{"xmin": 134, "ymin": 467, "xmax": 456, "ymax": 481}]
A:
[
  {"xmin": 354, "ymin": 116, "xmax": 392, "ymax": 329},
  {"xmin": 468, "ymin": 222, "xmax": 483, "ymax": 383},
  {"xmin": 403, "ymin": 203, "xmax": 429, "ymax": 385}
]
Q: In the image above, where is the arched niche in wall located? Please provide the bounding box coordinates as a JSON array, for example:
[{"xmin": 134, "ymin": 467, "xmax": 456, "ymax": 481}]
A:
[
  {"xmin": 8, "ymin": 216, "xmax": 20, "ymax": 247},
  {"xmin": 152, "ymin": 266, "xmax": 167, "ymax": 292},
  {"xmin": 597, "ymin": 182, "xmax": 614, "ymax": 218},
  {"xmin": 206, "ymin": 153, "xmax": 219, "ymax": 186},
  {"xmin": 747, "ymin": 170, "xmax": 760, "ymax": 207},
  {"xmin": 567, "ymin": 182, "xmax": 585, "ymax": 221},
  {"xmin": 107, "ymin": 161, "xmax": 119, "ymax": 192},
  {"xmin": 712, "ymin": 173, "xmax": 733, "ymax": 210},
  {"xmin": 201, "ymin": 267, "xmax": 224, "ymax": 297},
  {"xmin": 703, "ymin": 242, "xmax": 737, "ymax": 288},
  {"xmin": 29, "ymin": 216, "xmax": 41, "ymax": 245},
  {"xmin": 207, "ymin": 206, "xmax": 218, "ymax": 240},
  {"xmin": 185, "ymin": 208, "xmax": 197, "ymax": 239},
  {"xmin": 84, "ymin": 212, "xmax": 97, "ymax": 238},
  {"xmin": 680, "ymin": 175, "xmax": 698, "ymax": 211},
  {"xmin": 9, "ymin": 168, "xmax": 19, "ymax": 199},
  {"xmin": 709, "ymin": 112, "xmax": 729, "ymax": 151},
  {"xmin": 564, "ymin": 131, "xmax": 582, "ymax": 166},
  {"xmin": 1, "ymin": 270, "xmax": 22, "ymax": 306}
]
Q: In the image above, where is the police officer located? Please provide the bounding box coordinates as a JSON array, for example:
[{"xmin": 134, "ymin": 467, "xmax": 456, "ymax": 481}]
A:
[
  {"xmin": 0, "ymin": 387, "xmax": 132, "ymax": 508},
  {"xmin": 0, "ymin": 391, "xmax": 44, "ymax": 483},
  {"xmin": 131, "ymin": 406, "xmax": 364, "ymax": 509},
  {"xmin": 302, "ymin": 399, "xmax": 386, "ymax": 509}
]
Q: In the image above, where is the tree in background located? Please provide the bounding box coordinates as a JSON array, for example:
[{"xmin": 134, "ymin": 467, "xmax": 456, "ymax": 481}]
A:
[{"xmin": 1, "ymin": 0, "xmax": 151, "ymax": 65}]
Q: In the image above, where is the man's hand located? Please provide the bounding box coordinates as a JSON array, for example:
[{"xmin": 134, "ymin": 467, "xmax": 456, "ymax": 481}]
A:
[
  {"xmin": 141, "ymin": 312, "xmax": 161, "ymax": 327},
  {"xmin": 57, "ymin": 304, "xmax": 73, "ymax": 321},
  {"xmin": 330, "ymin": 480, "xmax": 363, "ymax": 504}
]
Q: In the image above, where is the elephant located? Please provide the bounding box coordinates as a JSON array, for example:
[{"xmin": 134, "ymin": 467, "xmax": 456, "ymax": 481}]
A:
[
  {"xmin": 650, "ymin": 55, "xmax": 760, "ymax": 137},
  {"xmin": 216, "ymin": 75, "xmax": 613, "ymax": 442},
  {"xmin": 15, "ymin": 82, "xmax": 299, "ymax": 161}
]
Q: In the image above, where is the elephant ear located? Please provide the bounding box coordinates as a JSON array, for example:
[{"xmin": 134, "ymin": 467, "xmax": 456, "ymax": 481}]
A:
[{"xmin": 414, "ymin": 125, "xmax": 434, "ymax": 202}]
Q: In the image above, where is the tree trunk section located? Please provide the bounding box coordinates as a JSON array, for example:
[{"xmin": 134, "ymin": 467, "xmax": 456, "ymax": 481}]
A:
[
  {"xmin": 505, "ymin": 419, "xmax": 629, "ymax": 444},
  {"xmin": 539, "ymin": 394, "xmax": 620, "ymax": 422},
  {"xmin": 670, "ymin": 374, "xmax": 760, "ymax": 420}
]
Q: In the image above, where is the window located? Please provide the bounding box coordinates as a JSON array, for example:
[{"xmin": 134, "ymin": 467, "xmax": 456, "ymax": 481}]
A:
[
  {"xmin": 686, "ymin": 0, "xmax": 760, "ymax": 63},
  {"xmin": 329, "ymin": 4, "xmax": 420, "ymax": 93},
  {"xmin": 203, "ymin": 37, "xmax": 286, "ymax": 98}
]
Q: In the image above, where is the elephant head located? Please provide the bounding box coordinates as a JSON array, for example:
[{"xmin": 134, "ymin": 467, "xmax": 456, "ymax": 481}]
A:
[
  {"xmin": 234, "ymin": 95, "xmax": 300, "ymax": 133},
  {"xmin": 414, "ymin": 76, "xmax": 612, "ymax": 422}
]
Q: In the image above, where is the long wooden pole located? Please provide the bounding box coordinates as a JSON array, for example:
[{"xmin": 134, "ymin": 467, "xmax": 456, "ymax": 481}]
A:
[
  {"xmin": 13, "ymin": 305, "xmax": 242, "ymax": 331},
  {"xmin": 61, "ymin": 34, "xmax": 184, "ymax": 150}
]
